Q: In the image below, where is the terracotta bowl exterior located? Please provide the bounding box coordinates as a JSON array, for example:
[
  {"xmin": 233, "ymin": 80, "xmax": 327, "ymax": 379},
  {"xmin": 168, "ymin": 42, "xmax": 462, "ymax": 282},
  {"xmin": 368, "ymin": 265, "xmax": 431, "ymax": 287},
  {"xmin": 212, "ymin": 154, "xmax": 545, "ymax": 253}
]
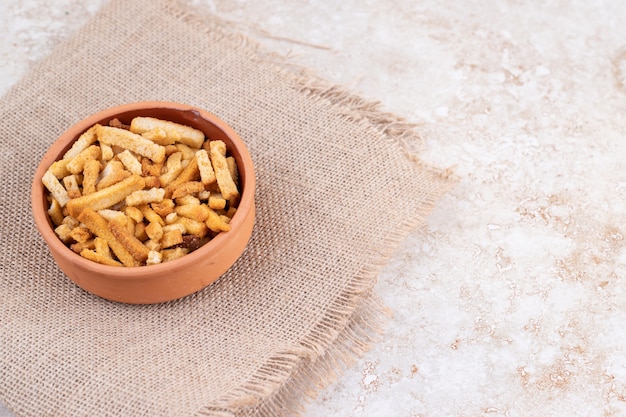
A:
[{"xmin": 31, "ymin": 101, "xmax": 255, "ymax": 304}]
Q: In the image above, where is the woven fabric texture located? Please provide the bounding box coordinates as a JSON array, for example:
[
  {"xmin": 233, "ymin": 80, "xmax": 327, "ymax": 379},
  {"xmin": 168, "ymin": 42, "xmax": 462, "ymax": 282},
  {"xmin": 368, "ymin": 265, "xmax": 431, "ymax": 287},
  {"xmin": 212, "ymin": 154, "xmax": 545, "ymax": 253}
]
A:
[{"xmin": 0, "ymin": 1, "xmax": 451, "ymax": 416}]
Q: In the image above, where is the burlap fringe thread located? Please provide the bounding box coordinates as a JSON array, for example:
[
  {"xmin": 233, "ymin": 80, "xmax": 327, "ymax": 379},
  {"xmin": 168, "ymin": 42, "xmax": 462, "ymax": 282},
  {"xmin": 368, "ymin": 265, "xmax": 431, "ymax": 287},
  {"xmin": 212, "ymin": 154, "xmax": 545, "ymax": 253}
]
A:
[{"xmin": 170, "ymin": 2, "xmax": 453, "ymax": 416}]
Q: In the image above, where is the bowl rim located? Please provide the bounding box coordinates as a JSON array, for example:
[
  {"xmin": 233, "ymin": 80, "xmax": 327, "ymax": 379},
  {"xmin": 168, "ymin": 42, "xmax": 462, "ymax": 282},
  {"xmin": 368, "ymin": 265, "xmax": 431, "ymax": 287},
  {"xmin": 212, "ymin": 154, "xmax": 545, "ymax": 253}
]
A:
[{"xmin": 31, "ymin": 101, "xmax": 255, "ymax": 280}]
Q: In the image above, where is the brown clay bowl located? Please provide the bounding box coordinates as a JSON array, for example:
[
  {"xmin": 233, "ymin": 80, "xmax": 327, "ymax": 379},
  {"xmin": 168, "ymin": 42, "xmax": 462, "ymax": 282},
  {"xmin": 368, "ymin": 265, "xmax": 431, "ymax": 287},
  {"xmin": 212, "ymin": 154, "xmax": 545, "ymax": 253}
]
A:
[{"xmin": 31, "ymin": 101, "xmax": 255, "ymax": 304}]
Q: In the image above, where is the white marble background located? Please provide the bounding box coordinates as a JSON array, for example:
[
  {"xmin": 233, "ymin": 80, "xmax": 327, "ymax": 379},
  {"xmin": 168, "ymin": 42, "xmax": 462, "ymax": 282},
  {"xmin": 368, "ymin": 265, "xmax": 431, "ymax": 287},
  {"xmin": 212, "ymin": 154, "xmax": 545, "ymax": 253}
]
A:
[{"xmin": 2, "ymin": 0, "xmax": 626, "ymax": 416}]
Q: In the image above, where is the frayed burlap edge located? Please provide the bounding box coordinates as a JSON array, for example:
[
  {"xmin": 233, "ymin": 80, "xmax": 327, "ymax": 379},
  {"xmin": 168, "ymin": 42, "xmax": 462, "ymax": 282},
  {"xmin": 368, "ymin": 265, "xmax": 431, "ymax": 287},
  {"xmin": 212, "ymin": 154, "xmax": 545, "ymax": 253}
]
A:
[{"xmin": 157, "ymin": 2, "xmax": 457, "ymax": 416}]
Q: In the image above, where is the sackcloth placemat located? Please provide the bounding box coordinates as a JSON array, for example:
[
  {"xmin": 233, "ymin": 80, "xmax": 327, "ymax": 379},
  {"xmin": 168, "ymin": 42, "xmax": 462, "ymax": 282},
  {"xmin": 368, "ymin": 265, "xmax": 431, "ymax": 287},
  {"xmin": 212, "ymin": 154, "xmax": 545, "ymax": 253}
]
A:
[{"xmin": 0, "ymin": 1, "xmax": 452, "ymax": 416}]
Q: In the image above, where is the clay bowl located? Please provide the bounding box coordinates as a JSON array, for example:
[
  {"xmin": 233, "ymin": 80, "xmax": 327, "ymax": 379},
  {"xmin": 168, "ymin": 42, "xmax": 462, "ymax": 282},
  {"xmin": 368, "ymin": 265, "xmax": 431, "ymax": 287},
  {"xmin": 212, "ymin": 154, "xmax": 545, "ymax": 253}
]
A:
[{"xmin": 31, "ymin": 101, "xmax": 255, "ymax": 304}]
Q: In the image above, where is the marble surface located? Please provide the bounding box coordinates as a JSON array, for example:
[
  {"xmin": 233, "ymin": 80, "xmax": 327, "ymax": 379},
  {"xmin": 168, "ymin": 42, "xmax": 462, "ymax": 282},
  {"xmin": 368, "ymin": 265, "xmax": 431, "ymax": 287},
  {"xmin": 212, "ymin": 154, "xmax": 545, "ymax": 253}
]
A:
[{"xmin": 3, "ymin": 0, "xmax": 626, "ymax": 416}]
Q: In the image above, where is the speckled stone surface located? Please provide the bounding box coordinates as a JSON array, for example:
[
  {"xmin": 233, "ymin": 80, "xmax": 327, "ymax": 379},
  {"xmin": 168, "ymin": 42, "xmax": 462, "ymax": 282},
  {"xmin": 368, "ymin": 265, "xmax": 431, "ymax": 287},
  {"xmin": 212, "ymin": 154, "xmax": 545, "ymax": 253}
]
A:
[{"xmin": 3, "ymin": 1, "xmax": 626, "ymax": 416}]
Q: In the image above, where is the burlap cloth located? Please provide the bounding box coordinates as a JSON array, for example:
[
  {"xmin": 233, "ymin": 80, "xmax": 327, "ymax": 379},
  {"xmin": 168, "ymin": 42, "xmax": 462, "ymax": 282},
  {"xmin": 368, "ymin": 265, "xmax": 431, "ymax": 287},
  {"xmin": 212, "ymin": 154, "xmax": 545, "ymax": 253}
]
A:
[{"xmin": 0, "ymin": 1, "xmax": 451, "ymax": 416}]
